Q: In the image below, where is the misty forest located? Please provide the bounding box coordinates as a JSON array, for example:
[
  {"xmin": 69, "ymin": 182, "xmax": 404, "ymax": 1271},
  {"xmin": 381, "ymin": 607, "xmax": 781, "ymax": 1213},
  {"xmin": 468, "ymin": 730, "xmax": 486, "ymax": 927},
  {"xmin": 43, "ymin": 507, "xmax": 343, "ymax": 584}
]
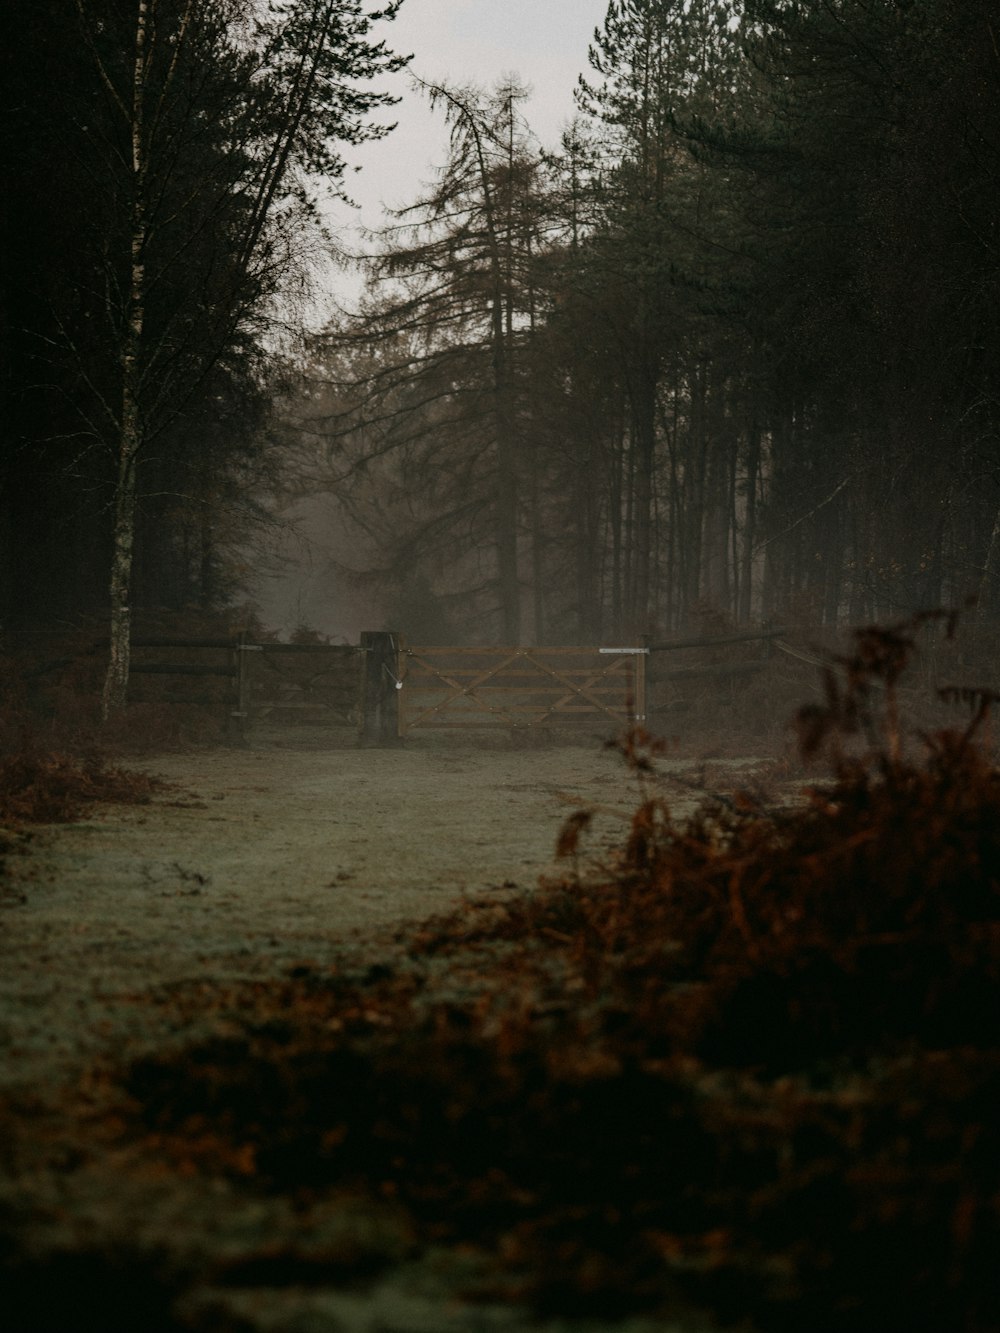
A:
[
  {"xmin": 4, "ymin": 0, "xmax": 1000, "ymax": 658},
  {"xmin": 2, "ymin": 3, "xmax": 1000, "ymax": 1332}
]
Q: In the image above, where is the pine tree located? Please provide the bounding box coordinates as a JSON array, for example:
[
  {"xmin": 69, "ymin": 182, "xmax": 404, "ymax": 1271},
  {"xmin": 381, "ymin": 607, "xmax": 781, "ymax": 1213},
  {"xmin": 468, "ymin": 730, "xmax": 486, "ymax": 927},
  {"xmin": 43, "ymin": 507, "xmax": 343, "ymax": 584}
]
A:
[
  {"xmin": 573, "ymin": 0, "xmax": 748, "ymax": 633},
  {"xmin": 312, "ymin": 78, "xmax": 549, "ymax": 642}
]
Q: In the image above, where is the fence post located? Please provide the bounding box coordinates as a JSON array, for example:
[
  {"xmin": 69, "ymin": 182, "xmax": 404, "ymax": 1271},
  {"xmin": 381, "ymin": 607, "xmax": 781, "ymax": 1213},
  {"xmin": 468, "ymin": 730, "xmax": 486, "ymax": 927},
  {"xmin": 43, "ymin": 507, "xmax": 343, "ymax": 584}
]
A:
[
  {"xmin": 360, "ymin": 630, "xmax": 401, "ymax": 746},
  {"xmin": 228, "ymin": 631, "xmax": 249, "ymax": 744},
  {"xmin": 636, "ymin": 637, "xmax": 648, "ymax": 724}
]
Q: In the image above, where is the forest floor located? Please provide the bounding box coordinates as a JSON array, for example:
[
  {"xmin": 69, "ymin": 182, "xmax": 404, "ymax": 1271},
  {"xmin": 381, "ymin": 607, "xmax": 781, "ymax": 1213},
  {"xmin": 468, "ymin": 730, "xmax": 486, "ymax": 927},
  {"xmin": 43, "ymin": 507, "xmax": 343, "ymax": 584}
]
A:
[{"xmin": 0, "ymin": 733, "xmax": 773, "ymax": 1333}]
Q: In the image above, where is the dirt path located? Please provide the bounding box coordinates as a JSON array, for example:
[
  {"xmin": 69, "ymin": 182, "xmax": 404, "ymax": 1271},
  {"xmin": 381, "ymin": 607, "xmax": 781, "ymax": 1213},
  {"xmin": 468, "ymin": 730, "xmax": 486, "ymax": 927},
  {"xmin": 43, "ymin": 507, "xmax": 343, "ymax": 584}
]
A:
[
  {"xmin": 0, "ymin": 743, "xmax": 643, "ymax": 1089},
  {"xmin": 0, "ymin": 740, "xmax": 776, "ymax": 1333},
  {"xmin": 1, "ymin": 740, "xmax": 766, "ymax": 1094}
]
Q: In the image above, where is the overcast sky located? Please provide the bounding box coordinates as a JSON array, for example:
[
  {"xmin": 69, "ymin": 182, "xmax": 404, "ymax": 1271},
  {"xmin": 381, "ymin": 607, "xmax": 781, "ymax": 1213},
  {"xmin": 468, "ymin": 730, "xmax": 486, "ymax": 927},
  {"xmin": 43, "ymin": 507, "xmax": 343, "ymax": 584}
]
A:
[{"xmin": 327, "ymin": 0, "xmax": 610, "ymax": 240}]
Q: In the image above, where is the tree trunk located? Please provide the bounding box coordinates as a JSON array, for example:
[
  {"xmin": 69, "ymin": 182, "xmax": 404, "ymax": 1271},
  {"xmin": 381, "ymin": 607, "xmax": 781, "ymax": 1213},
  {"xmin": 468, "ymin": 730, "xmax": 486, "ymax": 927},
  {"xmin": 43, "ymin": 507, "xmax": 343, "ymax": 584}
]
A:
[
  {"xmin": 102, "ymin": 0, "xmax": 149, "ymax": 719},
  {"xmin": 627, "ymin": 364, "xmax": 656, "ymax": 638},
  {"xmin": 738, "ymin": 414, "xmax": 761, "ymax": 624},
  {"xmin": 492, "ymin": 291, "xmax": 520, "ymax": 642},
  {"xmin": 102, "ymin": 442, "xmax": 138, "ymax": 717},
  {"xmin": 609, "ymin": 416, "xmax": 625, "ymax": 639}
]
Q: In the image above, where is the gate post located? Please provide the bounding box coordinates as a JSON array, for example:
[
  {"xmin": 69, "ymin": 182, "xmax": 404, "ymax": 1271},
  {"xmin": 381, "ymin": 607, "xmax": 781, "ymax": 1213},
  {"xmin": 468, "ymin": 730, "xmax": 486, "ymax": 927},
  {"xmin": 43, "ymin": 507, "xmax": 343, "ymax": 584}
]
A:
[
  {"xmin": 360, "ymin": 630, "xmax": 401, "ymax": 746},
  {"xmin": 228, "ymin": 631, "xmax": 249, "ymax": 744},
  {"xmin": 636, "ymin": 638, "xmax": 648, "ymax": 724}
]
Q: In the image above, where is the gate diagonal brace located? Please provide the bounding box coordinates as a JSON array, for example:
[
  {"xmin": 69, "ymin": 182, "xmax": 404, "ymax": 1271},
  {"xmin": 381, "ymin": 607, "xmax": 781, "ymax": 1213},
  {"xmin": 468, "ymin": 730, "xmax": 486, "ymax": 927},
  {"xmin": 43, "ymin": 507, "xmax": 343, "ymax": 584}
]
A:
[
  {"xmin": 400, "ymin": 648, "xmax": 644, "ymax": 732},
  {"xmin": 526, "ymin": 652, "xmax": 638, "ymax": 725},
  {"xmin": 401, "ymin": 649, "xmax": 528, "ymax": 731}
]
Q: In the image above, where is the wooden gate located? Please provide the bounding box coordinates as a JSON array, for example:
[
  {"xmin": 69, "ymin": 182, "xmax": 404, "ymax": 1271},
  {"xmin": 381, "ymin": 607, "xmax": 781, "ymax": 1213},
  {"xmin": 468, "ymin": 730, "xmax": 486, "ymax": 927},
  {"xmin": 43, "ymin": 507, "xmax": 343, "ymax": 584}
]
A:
[{"xmin": 397, "ymin": 644, "xmax": 647, "ymax": 737}]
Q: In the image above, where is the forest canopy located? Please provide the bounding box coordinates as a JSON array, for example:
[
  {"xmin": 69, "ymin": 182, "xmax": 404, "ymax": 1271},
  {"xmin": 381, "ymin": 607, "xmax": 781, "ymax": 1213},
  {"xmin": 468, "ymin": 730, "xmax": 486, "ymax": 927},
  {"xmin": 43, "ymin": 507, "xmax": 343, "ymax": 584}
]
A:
[
  {"xmin": 293, "ymin": 0, "xmax": 1000, "ymax": 645},
  {"xmin": 3, "ymin": 0, "xmax": 999, "ymax": 659}
]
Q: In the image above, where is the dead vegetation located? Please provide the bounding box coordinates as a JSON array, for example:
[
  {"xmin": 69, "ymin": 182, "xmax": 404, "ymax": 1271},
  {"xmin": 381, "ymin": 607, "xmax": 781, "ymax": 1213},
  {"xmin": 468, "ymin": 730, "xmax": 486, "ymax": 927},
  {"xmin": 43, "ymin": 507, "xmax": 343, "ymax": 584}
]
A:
[
  {"xmin": 0, "ymin": 610, "xmax": 246, "ymax": 758},
  {"xmin": 0, "ymin": 740, "xmax": 164, "ymax": 824},
  {"xmin": 2, "ymin": 613, "xmax": 999, "ymax": 1331},
  {"xmin": 0, "ymin": 613, "xmax": 242, "ymax": 823}
]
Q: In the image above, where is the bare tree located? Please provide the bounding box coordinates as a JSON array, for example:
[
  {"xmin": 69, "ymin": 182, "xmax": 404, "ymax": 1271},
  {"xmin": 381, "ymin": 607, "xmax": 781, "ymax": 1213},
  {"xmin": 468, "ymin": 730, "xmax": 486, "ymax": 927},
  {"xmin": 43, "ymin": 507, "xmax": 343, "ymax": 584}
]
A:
[{"xmin": 65, "ymin": 0, "xmax": 407, "ymax": 715}]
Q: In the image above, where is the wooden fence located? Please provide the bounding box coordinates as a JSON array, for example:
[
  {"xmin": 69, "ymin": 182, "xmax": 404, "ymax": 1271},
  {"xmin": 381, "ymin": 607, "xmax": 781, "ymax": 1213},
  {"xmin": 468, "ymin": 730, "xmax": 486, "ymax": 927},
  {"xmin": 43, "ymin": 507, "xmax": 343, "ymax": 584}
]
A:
[
  {"xmin": 234, "ymin": 640, "xmax": 364, "ymax": 738},
  {"xmin": 122, "ymin": 627, "xmax": 785, "ymax": 743},
  {"xmin": 356, "ymin": 629, "xmax": 783, "ymax": 743},
  {"xmin": 11, "ymin": 624, "xmax": 785, "ymax": 744},
  {"xmin": 18, "ymin": 635, "xmax": 366, "ymax": 742},
  {"xmin": 129, "ymin": 638, "xmax": 366, "ymax": 739}
]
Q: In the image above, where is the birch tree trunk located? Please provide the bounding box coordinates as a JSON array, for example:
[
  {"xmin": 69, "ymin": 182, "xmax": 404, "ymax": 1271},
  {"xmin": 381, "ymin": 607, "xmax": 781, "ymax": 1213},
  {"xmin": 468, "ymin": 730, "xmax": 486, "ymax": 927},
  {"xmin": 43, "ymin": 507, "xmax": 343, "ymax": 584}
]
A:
[
  {"xmin": 102, "ymin": 0, "xmax": 149, "ymax": 718},
  {"xmin": 56, "ymin": 0, "xmax": 403, "ymax": 713}
]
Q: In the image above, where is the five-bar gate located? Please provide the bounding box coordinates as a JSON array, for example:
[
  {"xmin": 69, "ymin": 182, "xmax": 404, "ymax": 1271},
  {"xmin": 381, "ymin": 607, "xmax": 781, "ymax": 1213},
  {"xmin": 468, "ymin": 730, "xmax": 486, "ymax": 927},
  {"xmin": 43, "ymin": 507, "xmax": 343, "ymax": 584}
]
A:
[{"xmin": 396, "ymin": 643, "xmax": 647, "ymax": 738}]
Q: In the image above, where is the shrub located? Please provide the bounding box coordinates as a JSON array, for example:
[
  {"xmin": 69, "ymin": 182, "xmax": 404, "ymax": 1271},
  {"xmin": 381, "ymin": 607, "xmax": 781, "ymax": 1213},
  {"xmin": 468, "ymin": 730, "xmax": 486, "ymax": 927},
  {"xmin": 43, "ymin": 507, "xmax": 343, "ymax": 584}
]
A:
[{"xmin": 0, "ymin": 737, "xmax": 163, "ymax": 823}]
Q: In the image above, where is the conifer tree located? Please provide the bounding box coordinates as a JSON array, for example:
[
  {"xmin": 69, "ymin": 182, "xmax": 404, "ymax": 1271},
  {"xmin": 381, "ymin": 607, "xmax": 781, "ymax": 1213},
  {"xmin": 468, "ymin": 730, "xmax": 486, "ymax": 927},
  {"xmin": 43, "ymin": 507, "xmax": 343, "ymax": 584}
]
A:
[{"xmin": 313, "ymin": 78, "xmax": 548, "ymax": 641}]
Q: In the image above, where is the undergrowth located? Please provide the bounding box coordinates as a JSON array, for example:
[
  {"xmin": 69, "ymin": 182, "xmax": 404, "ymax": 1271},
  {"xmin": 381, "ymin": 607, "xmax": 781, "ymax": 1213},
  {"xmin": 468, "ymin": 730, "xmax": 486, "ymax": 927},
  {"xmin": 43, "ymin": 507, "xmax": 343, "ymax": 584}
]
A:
[
  {"xmin": 0, "ymin": 737, "xmax": 163, "ymax": 823},
  {"xmin": 0, "ymin": 624, "xmax": 197, "ymax": 821},
  {"xmin": 6, "ymin": 613, "xmax": 1000, "ymax": 1331},
  {"xmin": 1, "ymin": 613, "xmax": 234, "ymax": 757}
]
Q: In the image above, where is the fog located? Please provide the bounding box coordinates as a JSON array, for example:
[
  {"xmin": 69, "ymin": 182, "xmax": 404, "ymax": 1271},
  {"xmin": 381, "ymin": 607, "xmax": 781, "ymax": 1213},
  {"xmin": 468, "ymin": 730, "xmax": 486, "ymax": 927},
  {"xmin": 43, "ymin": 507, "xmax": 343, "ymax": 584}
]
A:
[{"xmin": 251, "ymin": 493, "xmax": 384, "ymax": 643}]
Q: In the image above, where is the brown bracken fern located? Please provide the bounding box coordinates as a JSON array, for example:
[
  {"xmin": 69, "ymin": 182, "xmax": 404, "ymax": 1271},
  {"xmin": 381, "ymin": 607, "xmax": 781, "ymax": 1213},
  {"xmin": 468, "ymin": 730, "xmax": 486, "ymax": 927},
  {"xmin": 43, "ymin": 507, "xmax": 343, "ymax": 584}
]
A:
[{"xmin": 41, "ymin": 613, "xmax": 1000, "ymax": 1333}]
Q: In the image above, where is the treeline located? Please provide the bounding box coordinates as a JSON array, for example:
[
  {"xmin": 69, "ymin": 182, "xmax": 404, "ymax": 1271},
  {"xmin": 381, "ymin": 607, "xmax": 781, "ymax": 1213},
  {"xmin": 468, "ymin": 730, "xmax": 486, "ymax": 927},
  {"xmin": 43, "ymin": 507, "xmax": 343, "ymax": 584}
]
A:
[
  {"xmin": 0, "ymin": 0, "xmax": 405, "ymax": 708},
  {"xmin": 4, "ymin": 1, "xmax": 997, "ymax": 667},
  {"xmin": 297, "ymin": 0, "xmax": 1000, "ymax": 644}
]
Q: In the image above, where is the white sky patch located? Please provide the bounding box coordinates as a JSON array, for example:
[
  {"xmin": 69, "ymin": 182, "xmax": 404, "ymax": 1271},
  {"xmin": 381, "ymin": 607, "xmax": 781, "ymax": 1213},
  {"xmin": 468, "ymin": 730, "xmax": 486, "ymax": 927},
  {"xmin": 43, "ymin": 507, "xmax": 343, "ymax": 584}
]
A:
[{"xmin": 327, "ymin": 0, "xmax": 609, "ymax": 239}]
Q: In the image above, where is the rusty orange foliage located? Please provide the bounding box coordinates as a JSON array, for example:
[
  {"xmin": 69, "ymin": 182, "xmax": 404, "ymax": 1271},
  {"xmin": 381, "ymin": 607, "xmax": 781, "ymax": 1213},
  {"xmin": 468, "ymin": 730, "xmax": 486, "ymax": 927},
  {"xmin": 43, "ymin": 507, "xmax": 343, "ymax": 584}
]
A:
[
  {"xmin": 0, "ymin": 739, "xmax": 163, "ymax": 822},
  {"xmin": 31, "ymin": 612, "xmax": 999, "ymax": 1331}
]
